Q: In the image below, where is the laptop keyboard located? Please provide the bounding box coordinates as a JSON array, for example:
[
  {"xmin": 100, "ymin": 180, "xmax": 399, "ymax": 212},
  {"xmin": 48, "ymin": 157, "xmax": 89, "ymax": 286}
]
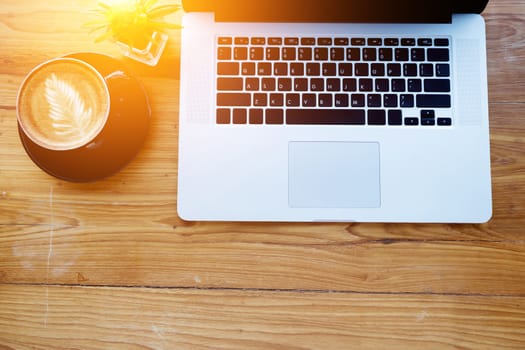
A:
[{"xmin": 216, "ymin": 36, "xmax": 452, "ymax": 126}]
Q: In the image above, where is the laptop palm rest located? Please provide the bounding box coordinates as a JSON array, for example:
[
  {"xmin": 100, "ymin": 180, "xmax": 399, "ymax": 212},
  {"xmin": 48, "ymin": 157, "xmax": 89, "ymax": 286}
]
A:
[{"xmin": 289, "ymin": 142, "xmax": 381, "ymax": 208}]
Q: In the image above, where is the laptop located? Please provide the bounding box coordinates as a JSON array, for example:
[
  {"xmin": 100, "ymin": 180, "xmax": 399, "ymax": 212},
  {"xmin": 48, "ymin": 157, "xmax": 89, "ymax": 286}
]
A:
[{"xmin": 177, "ymin": 0, "xmax": 492, "ymax": 223}]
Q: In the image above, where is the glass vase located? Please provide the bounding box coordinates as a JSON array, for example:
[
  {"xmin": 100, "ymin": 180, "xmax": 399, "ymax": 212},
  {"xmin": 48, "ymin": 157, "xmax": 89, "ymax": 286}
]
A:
[{"xmin": 116, "ymin": 31, "xmax": 168, "ymax": 67}]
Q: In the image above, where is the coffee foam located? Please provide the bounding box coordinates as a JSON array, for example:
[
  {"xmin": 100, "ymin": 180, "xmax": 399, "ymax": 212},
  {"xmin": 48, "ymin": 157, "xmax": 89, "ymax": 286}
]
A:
[{"xmin": 17, "ymin": 58, "xmax": 110, "ymax": 150}]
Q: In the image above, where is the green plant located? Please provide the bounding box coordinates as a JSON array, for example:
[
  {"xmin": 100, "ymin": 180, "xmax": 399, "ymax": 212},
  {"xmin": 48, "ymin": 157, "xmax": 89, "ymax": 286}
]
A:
[{"xmin": 84, "ymin": 0, "xmax": 181, "ymax": 49}]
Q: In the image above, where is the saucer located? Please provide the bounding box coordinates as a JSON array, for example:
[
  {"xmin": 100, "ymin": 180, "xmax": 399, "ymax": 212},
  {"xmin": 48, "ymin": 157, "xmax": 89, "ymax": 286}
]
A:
[{"xmin": 18, "ymin": 53, "xmax": 151, "ymax": 182}]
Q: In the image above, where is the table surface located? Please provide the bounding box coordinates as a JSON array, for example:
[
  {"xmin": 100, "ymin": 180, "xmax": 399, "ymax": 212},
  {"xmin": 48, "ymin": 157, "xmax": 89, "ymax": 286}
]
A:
[{"xmin": 1, "ymin": 0, "xmax": 524, "ymax": 349}]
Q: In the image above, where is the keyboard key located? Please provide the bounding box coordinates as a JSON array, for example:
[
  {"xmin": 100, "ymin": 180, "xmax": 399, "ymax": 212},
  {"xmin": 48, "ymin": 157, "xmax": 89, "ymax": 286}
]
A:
[
  {"xmin": 274, "ymin": 62, "xmax": 288, "ymax": 76},
  {"xmin": 285, "ymin": 37, "xmax": 299, "ymax": 45},
  {"xmin": 302, "ymin": 94, "xmax": 317, "ymax": 107},
  {"xmin": 346, "ymin": 48, "xmax": 361, "ymax": 61},
  {"xmin": 301, "ymin": 37, "xmax": 316, "ymax": 45},
  {"xmin": 249, "ymin": 109, "xmax": 264, "ymax": 124},
  {"xmin": 294, "ymin": 78, "xmax": 308, "ymax": 91},
  {"xmin": 401, "ymin": 38, "xmax": 416, "ymax": 46},
  {"xmin": 217, "ymin": 62, "xmax": 239, "ymax": 75},
  {"xmin": 338, "ymin": 63, "xmax": 353, "ymax": 76},
  {"xmin": 251, "ymin": 37, "xmax": 265, "ymax": 45},
  {"xmin": 314, "ymin": 47, "xmax": 329, "ymax": 60},
  {"xmin": 411, "ymin": 48, "xmax": 425, "ymax": 61},
  {"xmin": 287, "ymin": 109, "xmax": 366, "ymax": 125},
  {"xmin": 331, "ymin": 47, "xmax": 345, "ymax": 61},
  {"xmin": 278, "ymin": 78, "xmax": 292, "ymax": 91},
  {"xmin": 290, "ymin": 63, "xmax": 304, "ymax": 76},
  {"xmin": 400, "ymin": 94, "xmax": 414, "ymax": 107},
  {"xmin": 217, "ymin": 93, "xmax": 251, "ymax": 106},
  {"xmin": 322, "ymin": 63, "xmax": 337, "ymax": 76},
  {"xmin": 418, "ymin": 38, "xmax": 433, "ymax": 46},
  {"xmin": 318, "ymin": 94, "xmax": 333, "ymax": 107},
  {"xmin": 403, "ymin": 63, "xmax": 418, "ymax": 77},
  {"xmin": 318, "ymin": 37, "xmax": 332, "ymax": 45},
  {"xmin": 268, "ymin": 37, "xmax": 283, "ymax": 45},
  {"xmin": 436, "ymin": 64, "xmax": 450, "ymax": 77},
  {"xmin": 245, "ymin": 78, "xmax": 259, "ymax": 91},
  {"xmin": 261, "ymin": 78, "xmax": 276, "ymax": 91},
  {"xmin": 217, "ymin": 78, "xmax": 243, "ymax": 91},
  {"xmin": 335, "ymin": 38, "xmax": 349, "ymax": 45},
  {"xmin": 343, "ymin": 78, "xmax": 357, "ymax": 92},
  {"xmin": 424, "ymin": 79, "xmax": 451, "ymax": 92},
  {"xmin": 216, "ymin": 108, "xmax": 230, "ymax": 124},
  {"xmin": 351, "ymin": 38, "xmax": 366, "ymax": 46},
  {"xmin": 408, "ymin": 79, "xmax": 422, "ymax": 92},
  {"xmin": 218, "ymin": 37, "xmax": 232, "ymax": 45},
  {"xmin": 363, "ymin": 48, "xmax": 377, "ymax": 61},
  {"xmin": 367, "ymin": 94, "xmax": 381, "ymax": 107},
  {"xmin": 355, "ymin": 63, "xmax": 369, "ymax": 76},
  {"xmin": 421, "ymin": 110, "xmax": 435, "ymax": 126},
  {"xmin": 428, "ymin": 48, "xmax": 450, "ymax": 62},
  {"xmin": 391, "ymin": 79, "xmax": 405, "ymax": 92},
  {"xmin": 379, "ymin": 48, "xmax": 393, "ymax": 61},
  {"xmin": 387, "ymin": 63, "xmax": 401, "ymax": 76},
  {"xmin": 266, "ymin": 109, "xmax": 284, "ymax": 124},
  {"xmin": 351, "ymin": 94, "xmax": 365, "ymax": 107},
  {"xmin": 282, "ymin": 47, "xmax": 297, "ymax": 60},
  {"xmin": 395, "ymin": 48, "xmax": 409, "ymax": 61},
  {"xmin": 416, "ymin": 94, "xmax": 451, "ymax": 108},
  {"xmin": 234, "ymin": 46, "xmax": 247, "ymax": 60},
  {"xmin": 375, "ymin": 78, "xmax": 389, "ymax": 92},
  {"xmin": 241, "ymin": 62, "xmax": 255, "ymax": 75},
  {"xmin": 266, "ymin": 47, "xmax": 280, "ymax": 60},
  {"xmin": 270, "ymin": 93, "xmax": 284, "ymax": 106},
  {"xmin": 233, "ymin": 108, "xmax": 247, "ymax": 124},
  {"xmin": 306, "ymin": 63, "xmax": 321, "ymax": 76},
  {"xmin": 253, "ymin": 93, "xmax": 267, "ymax": 106},
  {"xmin": 250, "ymin": 47, "xmax": 264, "ymax": 60},
  {"xmin": 359, "ymin": 78, "xmax": 373, "ymax": 92},
  {"xmin": 326, "ymin": 78, "xmax": 341, "ymax": 91},
  {"xmin": 310, "ymin": 78, "xmax": 324, "ymax": 91},
  {"xmin": 434, "ymin": 38, "xmax": 450, "ymax": 47},
  {"xmin": 388, "ymin": 110, "xmax": 403, "ymax": 125},
  {"xmin": 421, "ymin": 118, "xmax": 435, "ymax": 126},
  {"xmin": 405, "ymin": 117, "xmax": 419, "ymax": 125},
  {"xmin": 368, "ymin": 38, "xmax": 382, "ymax": 46},
  {"xmin": 234, "ymin": 37, "xmax": 249, "ymax": 45},
  {"xmin": 217, "ymin": 47, "xmax": 231, "ymax": 60},
  {"xmin": 383, "ymin": 94, "xmax": 398, "ymax": 107},
  {"xmin": 437, "ymin": 117, "xmax": 452, "ymax": 126},
  {"xmin": 384, "ymin": 38, "xmax": 399, "ymax": 46},
  {"xmin": 298, "ymin": 47, "xmax": 312, "ymax": 60},
  {"xmin": 286, "ymin": 93, "xmax": 300, "ymax": 107},
  {"xmin": 368, "ymin": 110, "xmax": 386, "ymax": 125},
  {"xmin": 420, "ymin": 63, "xmax": 434, "ymax": 77},
  {"xmin": 335, "ymin": 94, "xmax": 349, "ymax": 107},
  {"xmin": 257, "ymin": 62, "xmax": 272, "ymax": 75}
]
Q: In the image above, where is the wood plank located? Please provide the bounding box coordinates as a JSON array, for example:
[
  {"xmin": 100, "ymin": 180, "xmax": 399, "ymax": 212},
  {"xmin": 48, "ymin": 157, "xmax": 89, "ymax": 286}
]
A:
[
  {"xmin": 1, "ymin": 225, "xmax": 524, "ymax": 295},
  {"xmin": 0, "ymin": 285, "xmax": 523, "ymax": 350}
]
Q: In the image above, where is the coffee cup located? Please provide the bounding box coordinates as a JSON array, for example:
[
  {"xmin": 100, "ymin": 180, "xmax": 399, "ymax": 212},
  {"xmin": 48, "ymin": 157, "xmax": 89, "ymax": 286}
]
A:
[{"xmin": 16, "ymin": 53, "xmax": 151, "ymax": 182}]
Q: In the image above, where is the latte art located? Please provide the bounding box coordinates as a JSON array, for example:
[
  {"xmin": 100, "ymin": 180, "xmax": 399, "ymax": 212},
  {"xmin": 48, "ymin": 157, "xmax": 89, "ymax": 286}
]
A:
[{"xmin": 17, "ymin": 58, "xmax": 110, "ymax": 151}]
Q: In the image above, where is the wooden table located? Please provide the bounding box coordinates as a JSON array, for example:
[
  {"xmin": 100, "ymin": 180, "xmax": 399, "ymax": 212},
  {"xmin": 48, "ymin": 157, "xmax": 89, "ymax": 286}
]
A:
[{"xmin": 1, "ymin": 0, "xmax": 524, "ymax": 348}]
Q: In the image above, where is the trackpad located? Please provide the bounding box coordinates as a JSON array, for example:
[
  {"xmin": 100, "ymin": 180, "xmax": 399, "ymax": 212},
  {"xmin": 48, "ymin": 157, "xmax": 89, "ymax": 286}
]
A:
[{"xmin": 289, "ymin": 142, "xmax": 380, "ymax": 208}]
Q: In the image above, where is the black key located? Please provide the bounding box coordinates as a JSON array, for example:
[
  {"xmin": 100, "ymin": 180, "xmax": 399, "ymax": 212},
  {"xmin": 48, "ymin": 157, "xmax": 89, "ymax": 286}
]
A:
[
  {"xmin": 408, "ymin": 79, "xmax": 422, "ymax": 92},
  {"xmin": 405, "ymin": 117, "xmax": 419, "ymax": 125},
  {"xmin": 343, "ymin": 78, "xmax": 357, "ymax": 92},
  {"xmin": 428, "ymin": 48, "xmax": 450, "ymax": 62},
  {"xmin": 266, "ymin": 109, "xmax": 284, "ymax": 124},
  {"xmin": 257, "ymin": 62, "xmax": 272, "ymax": 75},
  {"xmin": 395, "ymin": 48, "xmax": 409, "ymax": 61},
  {"xmin": 234, "ymin": 37, "xmax": 249, "ymax": 45},
  {"xmin": 416, "ymin": 94, "xmax": 451, "ymax": 108},
  {"xmin": 368, "ymin": 110, "xmax": 386, "ymax": 125},
  {"xmin": 318, "ymin": 94, "xmax": 333, "ymax": 107},
  {"xmin": 274, "ymin": 63, "xmax": 288, "ymax": 76},
  {"xmin": 278, "ymin": 78, "xmax": 292, "ymax": 91},
  {"xmin": 310, "ymin": 78, "xmax": 324, "ymax": 91},
  {"xmin": 375, "ymin": 78, "xmax": 389, "ymax": 92},
  {"xmin": 217, "ymin": 78, "xmax": 243, "ymax": 91},
  {"xmin": 322, "ymin": 63, "xmax": 337, "ymax": 76},
  {"xmin": 314, "ymin": 47, "xmax": 329, "ymax": 60},
  {"xmin": 250, "ymin": 47, "xmax": 264, "ymax": 60},
  {"xmin": 217, "ymin": 62, "xmax": 239, "ymax": 75},
  {"xmin": 286, "ymin": 93, "xmax": 300, "ymax": 107},
  {"xmin": 436, "ymin": 64, "xmax": 450, "ymax": 77},
  {"xmin": 411, "ymin": 48, "xmax": 425, "ymax": 61},
  {"xmin": 241, "ymin": 62, "xmax": 255, "ymax": 75},
  {"xmin": 387, "ymin": 63, "xmax": 401, "ymax": 76},
  {"xmin": 434, "ymin": 38, "xmax": 450, "ymax": 47},
  {"xmin": 298, "ymin": 47, "xmax": 312, "ymax": 60},
  {"xmin": 424, "ymin": 79, "xmax": 450, "ymax": 92},
  {"xmin": 318, "ymin": 37, "xmax": 332, "ymax": 45},
  {"xmin": 388, "ymin": 110, "xmax": 403, "ymax": 125},
  {"xmin": 253, "ymin": 93, "xmax": 267, "ymax": 106},
  {"xmin": 249, "ymin": 109, "xmax": 264, "ymax": 124},
  {"xmin": 363, "ymin": 48, "xmax": 377, "ymax": 61},
  {"xmin": 355, "ymin": 63, "xmax": 369, "ymax": 76},
  {"xmin": 294, "ymin": 78, "xmax": 308, "ymax": 91},
  {"xmin": 290, "ymin": 63, "xmax": 304, "ymax": 76},
  {"xmin": 359, "ymin": 78, "xmax": 373, "ymax": 92},
  {"xmin": 401, "ymin": 38, "xmax": 416, "ymax": 46},
  {"xmin": 351, "ymin": 38, "xmax": 366, "ymax": 46},
  {"xmin": 270, "ymin": 93, "xmax": 284, "ymax": 106},
  {"xmin": 338, "ymin": 63, "xmax": 353, "ymax": 76},
  {"xmin": 266, "ymin": 47, "xmax": 280, "ymax": 60},
  {"xmin": 421, "ymin": 118, "xmax": 435, "ymax": 126},
  {"xmin": 234, "ymin": 46, "xmax": 247, "ymax": 60},
  {"xmin": 218, "ymin": 37, "xmax": 232, "ymax": 45},
  {"xmin": 351, "ymin": 94, "xmax": 365, "ymax": 107},
  {"xmin": 392, "ymin": 79, "xmax": 406, "ymax": 92},
  {"xmin": 383, "ymin": 94, "xmax": 398, "ymax": 107},
  {"xmin": 421, "ymin": 110, "xmax": 436, "ymax": 125},
  {"xmin": 346, "ymin": 48, "xmax": 361, "ymax": 61},
  {"xmin": 245, "ymin": 78, "xmax": 259, "ymax": 91},
  {"xmin": 331, "ymin": 48, "xmax": 345, "ymax": 61},
  {"xmin": 233, "ymin": 108, "xmax": 247, "ymax": 124},
  {"xmin": 326, "ymin": 78, "xmax": 341, "ymax": 91},
  {"xmin": 404, "ymin": 63, "xmax": 418, "ymax": 77},
  {"xmin": 400, "ymin": 94, "xmax": 414, "ymax": 107},
  {"xmin": 282, "ymin": 47, "xmax": 297, "ymax": 61},
  {"xmin": 306, "ymin": 63, "xmax": 320, "ymax": 76},
  {"xmin": 285, "ymin": 37, "xmax": 299, "ymax": 45},
  {"xmin": 302, "ymin": 94, "xmax": 317, "ymax": 107},
  {"xmin": 251, "ymin": 37, "xmax": 265, "ymax": 45},
  {"xmin": 368, "ymin": 38, "xmax": 382, "ymax": 46},
  {"xmin": 384, "ymin": 38, "xmax": 399, "ymax": 46},
  {"xmin": 334, "ymin": 94, "xmax": 349, "ymax": 107},
  {"xmin": 261, "ymin": 78, "xmax": 276, "ymax": 91},
  {"xmin": 287, "ymin": 109, "xmax": 366, "ymax": 125},
  {"xmin": 418, "ymin": 38, "xmax": 433, "ymax": 46},
  {"xmin": 379, "ymin": 48, "xmax": 393, "ymax": 61},
  {"xmin": 268, "ymin": 37, "xmax": 283, "ymax": 45},
  {"xmin": 367, "ymin": 94, "xmax": 381, "ymax": 107},
  {"xmin": 301, "ymin": 37, "xmax": 316, "ymax": 45},
  {"xmin": 335, "ymin": 38, "xmax": 349, "ymax": 45},
  {"xmin": 217, "ymin": 93, "xmax": 251, "ymax": 106},
  {"xmin": 420, "ymin": 63, "xmax": 434, "ymax": 77},
  {"xmin": 216, "ymin": 108, "xmax": 230, "ymax": 124},
  {"xmin": 437, "ymin": 117, "xmax": 452, "ymax": 126},
  {"xmin": 217, "ymin": 47, "xmax": 231, "ymax": 60}
]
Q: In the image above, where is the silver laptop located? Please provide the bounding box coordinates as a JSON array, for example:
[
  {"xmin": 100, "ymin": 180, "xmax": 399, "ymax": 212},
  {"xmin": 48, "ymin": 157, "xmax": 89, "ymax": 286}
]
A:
[{"xmin": 178, "ymin": 0, "xmax": 492, "ymax": 223}]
